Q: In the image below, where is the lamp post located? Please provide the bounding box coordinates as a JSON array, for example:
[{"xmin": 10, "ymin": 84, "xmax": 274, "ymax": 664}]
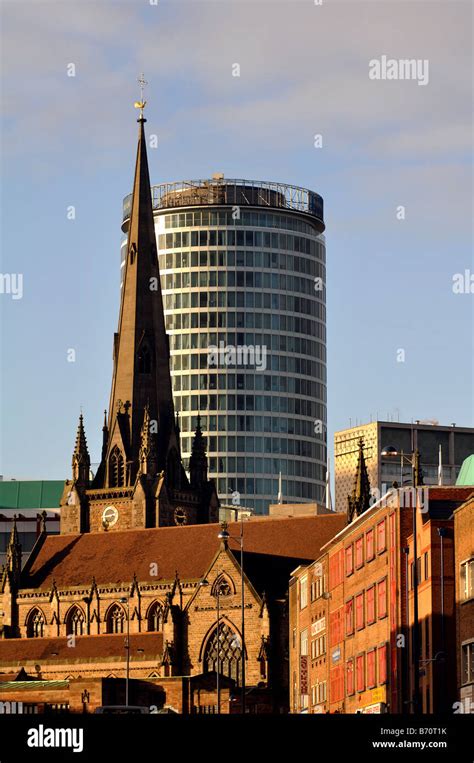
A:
[
  {"xmin": 218, "ymin": 509, "xmax": 252, "ymax": 715},
  {"xmin": 120, "ymin": 597, "xmax": 130, "ymax": 707},
  {"xmin": 381, "ymin": 447, "xmax": 423, "ymax": 714}
]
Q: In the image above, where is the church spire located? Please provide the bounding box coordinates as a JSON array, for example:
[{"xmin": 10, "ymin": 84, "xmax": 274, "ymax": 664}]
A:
[
  {"xmin": 347, "ymin": 438, "xmax": 371, "ymax": 523},
  {"xmin": 72, "ymin": 413, "xmax": 90, "ymax": 486},
  {"xmin": 6, "ymin": 515, "xmax": 22, "ymax": 586},
  {"xmin": 100, "ymin": 86, "xmax": 185, "ymax": 489},
  {"xmin": 189, "ymin": 414, "xmax": 208, "ymax": 489}
]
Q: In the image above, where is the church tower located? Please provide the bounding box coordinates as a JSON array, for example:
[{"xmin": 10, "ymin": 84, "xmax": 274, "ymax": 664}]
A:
[
  {"xmin": 347, "ymin": 438, "xmax": 371, "ymax": 524},
  {"xmin": 60, "ymin": 96, "xmax": 219, "ymax": 534}
]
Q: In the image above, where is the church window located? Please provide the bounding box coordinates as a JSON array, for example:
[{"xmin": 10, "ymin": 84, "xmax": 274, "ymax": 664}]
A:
[
  {"xmin": 211, "ymin": 573, "xmax": 233, "ymax": 598},
  {"xmin": 147, "ymin": 601, "xmax": 163, "ymax": 632},
  {"xmin": 26, "ymin": 608, "xmax": 46, "ymax": 638},
  {"xmin": 106, "ymin": 604, "xmax": 125, "ymax": 634},
  {"xmin": 65, "ymin": 606, "xmax": 85, "ymax": 637},
  {"xmin": 203, "ymin": 622, "xmax": 242, "ymax": 685},
  {"xmin": 109, "ymin": 446, "xmax": 124, "ymax": 487},
  {"xmin": 137, "ymin": 344, "xmax": 151, "ymax": 374}
]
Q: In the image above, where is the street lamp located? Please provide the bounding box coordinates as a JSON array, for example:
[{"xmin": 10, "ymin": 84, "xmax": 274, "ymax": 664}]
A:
[
  {"xmin": 119, "ymin": 597, "xmax": 130, "ymax": 707},
  {"xmin": 218, "ymin": 510, "xmax": 252, "ymax": 715},
  {"xmin": 381, "ymin": 447, "xmax": 423, "ymax": 714}
]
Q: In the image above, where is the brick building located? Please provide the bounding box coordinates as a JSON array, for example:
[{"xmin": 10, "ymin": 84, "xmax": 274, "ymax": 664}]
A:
[
  {"xmin": 454, "ymin": 494, "xmax": 474, "ymax": 710},
  {"xmin": 290, "ymin": 441, "xmax": 473, "ymax": 713}
]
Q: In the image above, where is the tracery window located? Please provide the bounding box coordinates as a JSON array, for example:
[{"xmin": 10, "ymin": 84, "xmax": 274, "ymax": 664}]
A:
[
  {"xmin": 147, "ymin": 601, "xmax": 163, "ymax": 632},
  {"xmin": 65, "ymin": 606, "xmax": 85, "ymax": 637},
  {"xmin": 26, "ymin": 608, "xmax": 45, "ymax": 638},
  {"xmin": 109, "ymin": 446, "xmax": 124, "ymax": 488},
  {"xmin": 106, "ymin": 604, "xmax": 125, "ymax": 634},
  {"xmin": 203, "ymin": 623, "xmax": 242, "ymax": 685}
]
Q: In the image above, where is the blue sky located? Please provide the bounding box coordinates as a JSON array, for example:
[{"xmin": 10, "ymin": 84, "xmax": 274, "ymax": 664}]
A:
[{"xmin": 1, "ymin": 0, "xmax": 472, "ymax": 479}]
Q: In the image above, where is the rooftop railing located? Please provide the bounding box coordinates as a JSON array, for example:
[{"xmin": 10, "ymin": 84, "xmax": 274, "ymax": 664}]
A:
[{"xmin": 122, "ymin": 178, "xmax": 324, "ymax": 230}]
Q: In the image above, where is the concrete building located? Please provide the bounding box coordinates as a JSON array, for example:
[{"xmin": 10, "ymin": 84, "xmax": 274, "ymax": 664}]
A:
[
  {"xmin": 334, "ymin": 420, "xmax": 474, "ymax": 513},
  {"xmin": 120, "ymin": 177, "xmax": 327, "ymax": 514}
]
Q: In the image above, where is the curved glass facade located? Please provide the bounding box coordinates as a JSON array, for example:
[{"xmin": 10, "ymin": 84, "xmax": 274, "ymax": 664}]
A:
[{"xmin": 121, "ymin": 183, "xmax": 326, "ymax": 514}]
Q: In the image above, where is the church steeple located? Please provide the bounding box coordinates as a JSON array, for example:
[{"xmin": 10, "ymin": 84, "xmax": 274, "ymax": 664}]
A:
[
  {"xmin": 99, "ymin": 98, "xmax": 185, "ymax": 489},
  {"xmin": 347, "ymin": 438, "xmax": 371, "ymax": 523},
  {"xmin": 72, "ymin": 413, "xmax": 90, "ymax": 486},
  {"xmin": 5, "ymin": 515, "xmax": 22, "ymax": 587},
  {"xmin": 189, "ymin": 414, "xmax": 208, "ymax": 489},
  {"xmin": 60, "ymin": 85, "xmax": 219, "ymax": 533}
]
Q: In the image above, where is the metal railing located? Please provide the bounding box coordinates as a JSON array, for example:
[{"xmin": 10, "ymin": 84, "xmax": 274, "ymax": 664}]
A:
[{"xmin": 122, "ymin": 178, "xmax": 324, "ymax": 228}]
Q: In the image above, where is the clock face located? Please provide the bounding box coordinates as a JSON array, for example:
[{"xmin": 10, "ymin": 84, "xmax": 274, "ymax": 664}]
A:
[
  {"xmin": 102, "ymin": 505, "xmax": 119, "ymax": 527},
  {"xmin": 174, "ymin": 507, "xmax": 188, "ymax": 526}
]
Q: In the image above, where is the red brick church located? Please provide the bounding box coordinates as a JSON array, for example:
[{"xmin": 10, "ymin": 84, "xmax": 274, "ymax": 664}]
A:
[{"xmin": 0, "ymin": 106, "xmax": 345, "ymax": 713}]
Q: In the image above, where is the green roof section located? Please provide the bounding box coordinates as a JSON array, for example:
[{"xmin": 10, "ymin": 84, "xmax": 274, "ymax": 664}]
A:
[
  {"xmin": 0, "ymin": 481, "xmax": 63, "ymax": 510},
  {"xmin": 456, "ymin": 455, "xmax": 474, "ymax": 486}
]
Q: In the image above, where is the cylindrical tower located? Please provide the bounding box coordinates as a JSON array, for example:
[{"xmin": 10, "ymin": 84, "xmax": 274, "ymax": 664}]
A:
[{"xmin": 121, "ymin": 176, "xmax": 326, "ymax": 514}]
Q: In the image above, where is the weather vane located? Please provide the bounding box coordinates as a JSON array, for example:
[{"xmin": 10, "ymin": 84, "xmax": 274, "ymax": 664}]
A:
[{"xmin": 134, "ymin": 73, "xmax": 147, "ymax": 118}]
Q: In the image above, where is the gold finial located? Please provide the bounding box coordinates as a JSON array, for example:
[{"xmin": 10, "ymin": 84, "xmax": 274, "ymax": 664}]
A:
[{"xmin": 134, "ymin": 73, "xmax": 147, "ymax": 119}]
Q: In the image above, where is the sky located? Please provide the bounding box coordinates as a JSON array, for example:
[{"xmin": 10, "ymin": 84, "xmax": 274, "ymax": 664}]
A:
[{"xmin": 0, "ymin": 0, "xmax": 473, "ymax": 480}]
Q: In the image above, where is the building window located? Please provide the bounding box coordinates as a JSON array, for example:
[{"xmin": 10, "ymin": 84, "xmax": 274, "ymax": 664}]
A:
[
  {"xmin": 355, "ymin": 592, "xmax": 365, "ymax": 630},
  {"xmin": 345, "ymin": 545, "xmax": 354, "ymax": 576},
  {"xmin": 461, "ymin": 559, "xmax": 474, "ymax": 601},
  {"xmin": 378, "ymin": 643, "xmax": 388, "ymax": 684},
  {"xmin": 311, "ymin": 635, "xmax": 326, "ymax": 659},
  {"xmin": 109, "ymin": 445, "xmax": 125, "ymax": 488},
  {"xmin": 366, "ymin": 528, "xmax": 375, "ymax": 561},
  {"xmin": 147, "ymin": 601, "xmax": 163, "ymax": 632},
  {"xmin": 300, "ymin": 575, "xmax": 308, "ymax": 609},
  {"xmin": 65, "ymin": 606, "xmax": 85, "ymax": 637},
  {"xmin": 377, "ymin": 520, "xmax": 386, "ymax": 553},
  {"xmin": 137, "ymin": 343, "xmax": 151, "ymax": 373},
  {"xmin": 378, "ymin": 578, "xmax": 387, "ymax": 619},
  {"xmin": 461, "ymin": 642, "xmax": 474, "ymax": 685},
  {"xmin": 330, "ymin": 607, "xmax": 344, "ymax": 646},
  {"xmin": 355, "ymin": 536, "xmax": 364, "ymax": 569},
  {"xmin": 356, "ymin": 654, "xmax": 365, "ymax": 693},
  {"xmin": 313, "ymin": 570, "xmax": 326, "ymax": 599},
  {"xmin": 345, "ymin": 598, "xmax": 354, "ymax": 636},
  {"xmin": 106, "ymin": 604, "xmax": 125, "ymax": 634},
  {"xmin": 26, "ymin": 608, "xmax": 45, "ymax": 638},
  {"xmin": 424, "ymin": 551, "xmax": 429, "ymax": 581},
  {"xmin": 367, "ymin": 649, "xmax": 376, "ymax": 688},
  {"xmin": 330, "ymin": 666, "xmax": 344, "ymax": 703},
  {"xmin": 203, "ymin": 622, "xmax": 242, "ymax": 686},
  {"xmin": 312, "ymin": 680, "xmax": 327, "ymax": 705},
  {"xmin": 329, "ymin": 549, "xmax": 344, "ymax": 587},
  {"xmin": 346, "ymin": 658, "xmax": 355, "ymax": 696},
  {"xmin": 300, "ymin": 628, "xmax": 308, "ymax": 656},
  {"xmin": 367, "ymin": 584, "xmax": 376, "ymax": 624}
]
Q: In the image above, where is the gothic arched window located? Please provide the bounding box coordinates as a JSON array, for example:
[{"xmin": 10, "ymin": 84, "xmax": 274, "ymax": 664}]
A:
[
  {"xmin": 211, "ymin": 573, "xmax": 234, "ymax": 598},
  {"xmin": 65, "ymin": 606, "xmax": 85, "ymax": 637},
  {"xmin": 137, "ymin": 344, "xmax": 151, "ymax": 374},
  {"xmin": 147, "ymin": 601, "xmax": 163, "ymax": 632},
  {"xmin": 26, "ymin": 608, "xmax": 46, "ymax": 638},
  {"xmin": 109, "ymin": 446, "xmax": 124, "ymax": 488},
  {"xmin": 106, "ymin": 604, "xmax": 125, "ymax": 634},
  {"xmin": 203, "ymin": 623, "xmax": 242, "ymax": 685}
]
